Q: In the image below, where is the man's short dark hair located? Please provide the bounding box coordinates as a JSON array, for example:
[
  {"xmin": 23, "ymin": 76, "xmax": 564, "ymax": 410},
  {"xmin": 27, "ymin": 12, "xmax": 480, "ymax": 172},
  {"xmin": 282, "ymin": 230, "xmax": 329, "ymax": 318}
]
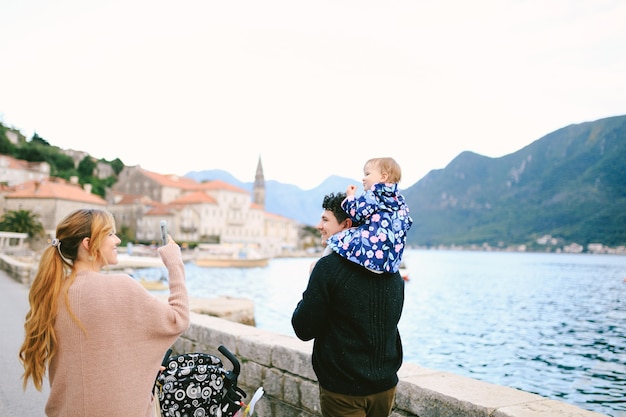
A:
[{"xmin": 322, "ymin": 192, "xmax": 348, "ymax": 223}]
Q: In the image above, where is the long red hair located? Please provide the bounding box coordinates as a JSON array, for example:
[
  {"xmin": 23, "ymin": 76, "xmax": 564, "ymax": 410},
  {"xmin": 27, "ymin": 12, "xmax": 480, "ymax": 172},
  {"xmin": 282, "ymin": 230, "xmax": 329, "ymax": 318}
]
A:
[{"xmin": 19, "ymin": 209, "xmax": 115, "ymax": 390}]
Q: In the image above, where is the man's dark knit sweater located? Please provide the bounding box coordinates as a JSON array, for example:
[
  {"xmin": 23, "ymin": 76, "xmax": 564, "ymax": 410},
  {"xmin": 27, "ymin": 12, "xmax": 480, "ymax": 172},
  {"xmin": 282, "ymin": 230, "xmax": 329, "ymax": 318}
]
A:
[{"xmin": 292, "ymin": 252, "xmax": 405, "ymax": 396}]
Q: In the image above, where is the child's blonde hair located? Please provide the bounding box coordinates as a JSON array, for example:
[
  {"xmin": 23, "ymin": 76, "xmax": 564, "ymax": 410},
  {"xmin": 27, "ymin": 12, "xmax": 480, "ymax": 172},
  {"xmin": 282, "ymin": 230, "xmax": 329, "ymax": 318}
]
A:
[{"xmin": 365, "ymin": 157, "xmax": 402, "ymax": 183}]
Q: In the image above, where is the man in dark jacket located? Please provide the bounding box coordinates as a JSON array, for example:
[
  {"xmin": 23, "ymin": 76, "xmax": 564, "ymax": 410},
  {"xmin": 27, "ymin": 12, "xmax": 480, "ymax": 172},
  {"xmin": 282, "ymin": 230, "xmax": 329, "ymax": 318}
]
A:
[{"xmin": 292, "ymin": 192, "xmax": 405, "ymax": 417}]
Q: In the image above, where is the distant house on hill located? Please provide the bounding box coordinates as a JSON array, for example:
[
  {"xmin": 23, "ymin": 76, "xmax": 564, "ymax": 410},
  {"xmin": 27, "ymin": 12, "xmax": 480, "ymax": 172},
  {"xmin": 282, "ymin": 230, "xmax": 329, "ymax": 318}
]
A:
[
  {"xmin": 112, "ymin": 165, "xmax": 200, "ymax": 204},
  {"xmin": 61, "ymin": 149, "xmax": 114, "ymax": 179},
  {"xmin": 0, "ymin": 154, "xmax": 50, "ymax": 186},
  {"xmin": 2, "ymin": 176, "xmax": 107, "ymax": 234}
]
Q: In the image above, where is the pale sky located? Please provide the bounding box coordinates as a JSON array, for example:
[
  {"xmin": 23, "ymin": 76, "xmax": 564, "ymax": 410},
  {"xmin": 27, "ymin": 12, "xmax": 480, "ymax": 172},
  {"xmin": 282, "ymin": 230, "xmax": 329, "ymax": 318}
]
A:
[{"xmin": 1, "ymin": 0, "xmax": 625, "ymax": 189}]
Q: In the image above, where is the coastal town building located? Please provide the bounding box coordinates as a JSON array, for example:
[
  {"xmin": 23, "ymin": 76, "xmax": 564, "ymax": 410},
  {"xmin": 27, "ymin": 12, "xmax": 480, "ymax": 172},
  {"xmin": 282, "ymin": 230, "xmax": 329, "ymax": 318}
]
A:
[
  {"xmin": 0, "ymin": 154, "xmax": 50, "ymax": 187},
  {"xmin": 1, "ymin": 176, "xmax": 107, "ymax": 234},
  {"xmin": 4, "ymin": 129, "xmax": 24, "ymax": 146},
  {"xmin": 106, "ymin": 162, "xmax": 299, "ymax": 257},
  {"xmin": 0, "ymin": 155, "xmax": 300, "ymax": 256}
]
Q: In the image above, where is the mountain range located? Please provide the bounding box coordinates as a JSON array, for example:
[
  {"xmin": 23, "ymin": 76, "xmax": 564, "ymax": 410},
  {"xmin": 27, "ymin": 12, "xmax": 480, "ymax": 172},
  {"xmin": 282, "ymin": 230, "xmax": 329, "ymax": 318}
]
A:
[{"xmin": 187, "ymin": 114, "xmax": 626, "ymax": 248}]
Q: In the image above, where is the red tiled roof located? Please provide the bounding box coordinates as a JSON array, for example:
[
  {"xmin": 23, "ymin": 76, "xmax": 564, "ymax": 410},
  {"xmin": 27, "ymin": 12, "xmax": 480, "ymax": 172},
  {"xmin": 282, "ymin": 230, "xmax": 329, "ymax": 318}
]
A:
[
  {"xmin": 0, "ymin": 154, "xmax": 46, "ymax": 170},
  {"xmin": 144, "ymin": 204, "xmax": 176, "ymax": 216},
  {"xmin": 6, "ymin": 178, "xmax": 107, "ymax": 205},
  {"xmin": 129, "ymin": 167, "xmax": 250, "ymax": 194},
  {"xmin": 264, "ymin": 211, "xmax": 292, "ymax": 221},
  {"xmin": 198, "ymin": 179, "xmax": 248, "ymax": 194},
  {"xmin": 109, "ymin": 191, "xmax": 157, "ymax": 206},
  {"xmin": 170, "ymin": 191, "xmax": 218, "ymax": 205},
  {"xmin": 0, "ymin": 154, "xmax": 24, "ymax": 169},
  {"xmin": 140, "ymin": 169, "xmax": 200, "ymax": 190}
]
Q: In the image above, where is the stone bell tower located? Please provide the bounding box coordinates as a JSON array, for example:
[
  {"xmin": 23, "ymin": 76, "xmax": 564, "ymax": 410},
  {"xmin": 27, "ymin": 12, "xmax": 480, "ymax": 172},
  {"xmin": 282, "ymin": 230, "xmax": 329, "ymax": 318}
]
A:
[{"xmin": 253, "ymin": 156, "xmax": 265, "ymax": 208}]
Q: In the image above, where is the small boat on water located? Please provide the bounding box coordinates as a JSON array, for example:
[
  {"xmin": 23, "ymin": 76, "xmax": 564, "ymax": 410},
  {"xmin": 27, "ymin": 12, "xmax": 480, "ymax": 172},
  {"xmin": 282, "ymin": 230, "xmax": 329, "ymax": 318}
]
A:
[
  {"xmin": 195, "ymin": 257, "xmax": 270, "ymax": 268},
  {"xmin": 193, "ymin": 244, "xmax": 270, "ymax": 268},
  {"xmin": 399, "ymin": 261, "xmax": 409, "ymax": 281},
  {"xmin": 123, "ymin": 268, "xmax": 169, "ymax": 291},
  {"xmin": 139, "ymin": 278, "xmax": 168, "ymax": 291}
]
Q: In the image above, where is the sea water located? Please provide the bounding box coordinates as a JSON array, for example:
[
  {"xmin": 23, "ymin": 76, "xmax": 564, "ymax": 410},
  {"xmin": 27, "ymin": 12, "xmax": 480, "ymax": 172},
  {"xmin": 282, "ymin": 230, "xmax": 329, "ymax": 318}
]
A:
[{"xmin": 140, "ymin": 249, "xmax": 626, "ymax": 416}]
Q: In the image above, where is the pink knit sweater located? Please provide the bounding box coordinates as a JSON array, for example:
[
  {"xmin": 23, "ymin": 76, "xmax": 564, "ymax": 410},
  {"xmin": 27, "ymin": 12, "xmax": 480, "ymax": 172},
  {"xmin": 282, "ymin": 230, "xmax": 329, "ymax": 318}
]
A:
[{"xmin": 45, "ymin": 243, "xmax": 190, "ymax": 417}]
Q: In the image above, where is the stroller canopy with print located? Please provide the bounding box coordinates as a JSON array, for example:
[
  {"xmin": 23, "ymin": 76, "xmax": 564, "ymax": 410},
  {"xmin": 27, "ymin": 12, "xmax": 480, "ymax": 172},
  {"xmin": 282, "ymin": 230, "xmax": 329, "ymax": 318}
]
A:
[{"xmin": 155, "ymin": 345, "xmax": 246, "ymax": 417}]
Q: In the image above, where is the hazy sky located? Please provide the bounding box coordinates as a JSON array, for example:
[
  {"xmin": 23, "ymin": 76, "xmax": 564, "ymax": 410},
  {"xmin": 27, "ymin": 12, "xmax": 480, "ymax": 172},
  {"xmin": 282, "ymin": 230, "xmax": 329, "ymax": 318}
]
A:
[{"xmin": 1, "ymin": 0, "xmax": 625, "ymax": 189}]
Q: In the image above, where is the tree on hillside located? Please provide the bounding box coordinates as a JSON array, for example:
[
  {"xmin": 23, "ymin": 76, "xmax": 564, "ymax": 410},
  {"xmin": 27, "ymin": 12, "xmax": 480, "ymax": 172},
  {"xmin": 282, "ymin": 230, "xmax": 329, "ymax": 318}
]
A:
[
  {"xmin": 0, "ymin": 131, "xmax": 15, "ymax": 154},
  {"xmin": 49, "ymin": 152, "xmax": 77, "ymax": 177},
  {"xmin": 110, "ymin": 157, "xmax": 124, "ymax": 175},
  {"xmin": 15, "ymin": 143, "xmax": 46, "ymax": 162},
  {"xmin": 78, "ymin": 155, "xmax": 96, "ymax": 178},
  {"xmin": 31, "ymin": 132, "xmax": 51, "ymax": 146},
  {"xmin": 0, "ymin": 123, "xmax": 12, "ymax": 154},
  {"xmin": 0, "ymin": 209, "xmax": 45, "ymax": 238}
]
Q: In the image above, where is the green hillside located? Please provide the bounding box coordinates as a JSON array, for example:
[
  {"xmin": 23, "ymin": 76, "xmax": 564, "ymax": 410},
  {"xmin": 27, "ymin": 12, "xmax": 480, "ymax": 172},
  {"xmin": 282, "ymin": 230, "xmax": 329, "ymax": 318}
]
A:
[
  {"xmin": 404, "ymin": 115, "xmax": 626, "ymax": 249},
  {"xmin": 0, "ymin": 125, "xmax": 123, "ymax": 196}
]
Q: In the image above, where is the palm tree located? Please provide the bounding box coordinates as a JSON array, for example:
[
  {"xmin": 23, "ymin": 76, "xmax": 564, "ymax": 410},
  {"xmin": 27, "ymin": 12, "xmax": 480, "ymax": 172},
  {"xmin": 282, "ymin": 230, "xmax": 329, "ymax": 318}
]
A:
[{"xmin": 0, "ymin": 209, "xmax": 45, "ymax": 238}]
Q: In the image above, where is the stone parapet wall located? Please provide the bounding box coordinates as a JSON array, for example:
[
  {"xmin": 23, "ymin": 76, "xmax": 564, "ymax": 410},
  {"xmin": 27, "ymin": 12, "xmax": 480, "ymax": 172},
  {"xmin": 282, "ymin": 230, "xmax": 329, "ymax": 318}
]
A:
[
  {"xmin": 173, "ymin": 312, "xmax": 606, "ymax": 417},
  {"xmin": 0, "ymin": 254, "xmax": 34, "ymax": 285}
]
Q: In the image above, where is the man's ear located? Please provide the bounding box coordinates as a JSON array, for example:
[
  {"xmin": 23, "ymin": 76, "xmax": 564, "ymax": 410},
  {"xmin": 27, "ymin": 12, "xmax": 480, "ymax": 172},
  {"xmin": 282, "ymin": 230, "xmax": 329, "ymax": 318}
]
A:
[{"xmin": 343, "ymin": 219, "xmax": 353, "ymax": 229}]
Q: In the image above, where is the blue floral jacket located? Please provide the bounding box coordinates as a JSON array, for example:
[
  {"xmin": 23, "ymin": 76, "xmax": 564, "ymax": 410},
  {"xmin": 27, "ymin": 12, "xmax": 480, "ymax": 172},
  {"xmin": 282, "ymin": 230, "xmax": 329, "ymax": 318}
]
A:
[{"xmin": 327, "ymin": 183, "xmax": 413, "ymax": 273}]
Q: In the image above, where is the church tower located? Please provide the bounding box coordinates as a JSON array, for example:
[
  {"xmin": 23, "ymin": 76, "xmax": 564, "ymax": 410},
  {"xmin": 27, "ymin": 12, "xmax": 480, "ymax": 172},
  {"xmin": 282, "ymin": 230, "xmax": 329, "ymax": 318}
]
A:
[{"xmin": 253, "ymin": 156, "xmax": 265, "ymax": 208}]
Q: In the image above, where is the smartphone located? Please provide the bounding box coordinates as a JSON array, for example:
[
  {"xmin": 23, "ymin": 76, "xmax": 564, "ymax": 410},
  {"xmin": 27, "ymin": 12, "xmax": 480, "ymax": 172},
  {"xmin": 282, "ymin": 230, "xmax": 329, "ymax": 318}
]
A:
[{"xmin": 160, "ymin": 220, "xmax": 168, "ymax": 246}]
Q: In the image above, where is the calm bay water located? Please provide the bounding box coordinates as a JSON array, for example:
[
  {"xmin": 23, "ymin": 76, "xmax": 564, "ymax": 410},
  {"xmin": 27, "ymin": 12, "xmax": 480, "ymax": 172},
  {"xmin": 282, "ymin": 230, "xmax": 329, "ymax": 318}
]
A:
[{"xmin": 141, "ymin": 249, "xmax": 626, "ymax": 416}]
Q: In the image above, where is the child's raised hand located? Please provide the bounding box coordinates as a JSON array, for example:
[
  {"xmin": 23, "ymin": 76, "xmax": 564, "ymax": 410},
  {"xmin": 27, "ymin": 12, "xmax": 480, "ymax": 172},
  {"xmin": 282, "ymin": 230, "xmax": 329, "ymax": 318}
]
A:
[{"xmin": 346, "ymin": 185, "xmax": 358, "ymax": 197}]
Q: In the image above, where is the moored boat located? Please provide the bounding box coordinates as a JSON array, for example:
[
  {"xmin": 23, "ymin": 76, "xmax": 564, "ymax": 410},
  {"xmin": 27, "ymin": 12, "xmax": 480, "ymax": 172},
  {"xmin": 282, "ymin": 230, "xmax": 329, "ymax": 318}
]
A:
[
  {"xmin": 193, "ymin": 244, "xmax": 270, "ymax": 268},
  {"xmin": 399, "ymin": 261, "xmax": 409, "ymax": 281},
  {"xmin": 194, "ymin": 257, "xmax": 270, "ymax": 268},
  {"xmin": 139, "ymin": 278, "xmax": 168, "ymax": 291}
]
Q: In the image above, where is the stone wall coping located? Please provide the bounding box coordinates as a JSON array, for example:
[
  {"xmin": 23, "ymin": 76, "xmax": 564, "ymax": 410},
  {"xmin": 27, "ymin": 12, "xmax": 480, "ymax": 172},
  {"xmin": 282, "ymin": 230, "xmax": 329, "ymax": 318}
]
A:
[{"xmin": 180, "ymin": 312, "xmax": 606, "ymax": 417}]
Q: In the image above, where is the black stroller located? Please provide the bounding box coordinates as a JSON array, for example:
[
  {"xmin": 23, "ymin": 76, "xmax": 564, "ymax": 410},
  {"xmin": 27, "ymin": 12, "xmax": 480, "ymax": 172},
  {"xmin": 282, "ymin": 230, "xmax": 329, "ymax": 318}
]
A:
[{"xmin": 155, "ymin": 345, "xmax": 247, "ymax": 417}]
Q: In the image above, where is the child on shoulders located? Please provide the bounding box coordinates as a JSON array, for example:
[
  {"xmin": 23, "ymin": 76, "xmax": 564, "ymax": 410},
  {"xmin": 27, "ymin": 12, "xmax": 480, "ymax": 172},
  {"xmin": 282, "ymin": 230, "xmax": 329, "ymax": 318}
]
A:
[{"xmin": 327, "ymin": 157, "xmax": 413, "ymax": 274}]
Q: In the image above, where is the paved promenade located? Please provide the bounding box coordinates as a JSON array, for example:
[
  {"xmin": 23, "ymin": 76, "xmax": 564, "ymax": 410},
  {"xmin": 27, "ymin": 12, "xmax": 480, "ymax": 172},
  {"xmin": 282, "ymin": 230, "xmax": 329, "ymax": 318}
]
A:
[{"xmin": 0, "ymin": 269, "xmax": 49, "ymax": 416}]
